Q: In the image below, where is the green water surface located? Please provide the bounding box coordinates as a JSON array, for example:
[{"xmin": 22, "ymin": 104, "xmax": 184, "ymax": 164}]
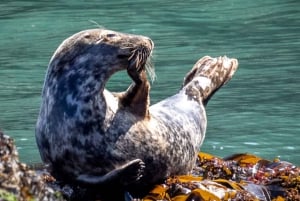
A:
[{"xmin": 0, "ymin": 0, "xmax": 299, "ymax": 165}]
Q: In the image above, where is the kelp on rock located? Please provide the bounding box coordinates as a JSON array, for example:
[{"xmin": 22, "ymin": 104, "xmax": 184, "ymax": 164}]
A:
[
  {"xmin": 141, "ymin": 152, "xmax": 300, "ymax": 201},
  {"xmin": 0, "ymin": 130, "xmax": 299, "ymax": 201}
]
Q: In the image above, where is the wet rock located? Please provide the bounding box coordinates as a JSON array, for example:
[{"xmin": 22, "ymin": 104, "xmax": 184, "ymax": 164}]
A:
[{"xmin": 0, "ymin": 130, "xmax": 64, "ymax": 201}]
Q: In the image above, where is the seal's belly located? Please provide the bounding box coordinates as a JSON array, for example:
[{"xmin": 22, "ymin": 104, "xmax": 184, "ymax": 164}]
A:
[
  {"xmin": 36, "ymin": 90, "xmax": 206, "ymax": 184},
  {"xmin": 109, "ymin": 94, "xmax": 207, "ymax": 181}
]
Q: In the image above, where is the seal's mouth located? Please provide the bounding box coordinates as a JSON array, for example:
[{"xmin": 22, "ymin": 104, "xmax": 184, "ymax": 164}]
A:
[{"xmin": 128, "ymin": 45, "xmax": 155, "ymax": 82}]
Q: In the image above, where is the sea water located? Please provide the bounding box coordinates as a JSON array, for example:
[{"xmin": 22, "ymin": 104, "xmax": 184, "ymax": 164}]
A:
[{"xmin": 0, "ymin": 0, "xmax": 299, "ymax": 165}]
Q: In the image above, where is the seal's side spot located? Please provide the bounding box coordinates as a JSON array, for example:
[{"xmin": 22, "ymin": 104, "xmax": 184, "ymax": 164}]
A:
[{"xmin": 35, "ymin": 28, "xmax": 238, "ymax": 199}]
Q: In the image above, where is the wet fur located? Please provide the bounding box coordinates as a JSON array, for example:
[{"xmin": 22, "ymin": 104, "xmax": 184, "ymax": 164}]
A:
[{"xmin": 35, "ymin": 29, "xmax": 238, "ymax": 199}]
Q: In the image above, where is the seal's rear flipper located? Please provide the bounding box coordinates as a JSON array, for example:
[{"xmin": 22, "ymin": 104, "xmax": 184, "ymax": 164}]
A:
[
  {"xmin": 182, "ymin": 56, "xmax": 238, "ymax": 105},
  {"xmin": 76, "ymin": 159, "xmax": 145, "ymax": 187}
]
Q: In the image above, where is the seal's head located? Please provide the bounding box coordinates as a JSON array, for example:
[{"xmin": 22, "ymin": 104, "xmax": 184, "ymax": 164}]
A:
[{"xmin": 47, "ymin": 29, "xmax": 154, "ymax": 86}]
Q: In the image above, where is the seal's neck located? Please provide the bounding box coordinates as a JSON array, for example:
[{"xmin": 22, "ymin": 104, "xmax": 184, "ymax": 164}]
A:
[{"xmin": 42, "ymin": 59, "xmax": 116, "ymax": 126}]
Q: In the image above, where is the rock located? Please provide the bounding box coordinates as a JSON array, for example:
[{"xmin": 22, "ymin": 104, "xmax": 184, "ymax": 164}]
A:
[{"xmin": 0, "ymin": 130, "xmax": 64, "ymax": 201}]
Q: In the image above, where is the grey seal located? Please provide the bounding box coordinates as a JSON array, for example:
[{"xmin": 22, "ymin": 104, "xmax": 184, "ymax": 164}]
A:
[{"xmin": 35, "ymin": 28, "xmax": 238, "ymax": 197}]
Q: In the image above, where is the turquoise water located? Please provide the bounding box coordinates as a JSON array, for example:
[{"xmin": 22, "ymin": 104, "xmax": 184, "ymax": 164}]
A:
[{"xmin": 0, "ymin": 1, "xmax": 299, "ymax": 165}]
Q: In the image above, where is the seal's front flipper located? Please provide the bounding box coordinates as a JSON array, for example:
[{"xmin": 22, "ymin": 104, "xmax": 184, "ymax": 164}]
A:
[
  {"xmin": 76, "ymin": 159, "xmax": 145, "ymax": 187},
  {"xmin": 119, "ymin": 70, "xmax": 150, "ymax": 119}
]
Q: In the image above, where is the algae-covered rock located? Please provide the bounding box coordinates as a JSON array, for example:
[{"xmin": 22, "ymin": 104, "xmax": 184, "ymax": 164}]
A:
[
  {"xmin": 141, "ymin": 152, "xmax": 300, "ymax": 201},
  {"xmin": 0, "ymin": 130, "xmax": 299, "ymax": 201},
  {"xmin": 0, "ymin": 130, "xmax": 64, "ymax": 201},
  {"xmin": 0, "ymin": 189, "xmax": 18, "ymax": 201}
]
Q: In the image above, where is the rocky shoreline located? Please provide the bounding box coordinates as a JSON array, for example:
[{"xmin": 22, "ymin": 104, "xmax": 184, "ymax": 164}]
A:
[
  {"xmin": 0, "ymin": 130, "xmax": 64, "ymax": 201},
  {"xmin": 0, "ymin": 130, "xmax": 299, "ymax": 201}
]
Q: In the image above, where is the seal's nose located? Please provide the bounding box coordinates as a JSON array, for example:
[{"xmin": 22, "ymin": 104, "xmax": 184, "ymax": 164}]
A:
[
  {"xmin": 143, "ymin": 37, "xmax": 154, "ymax": 50},
  {"xmin": 148, "ymin": 38, "xmax": 154, "ymax": 49}
]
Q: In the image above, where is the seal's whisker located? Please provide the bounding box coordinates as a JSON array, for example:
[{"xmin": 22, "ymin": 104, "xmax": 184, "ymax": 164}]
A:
[
  {"xmin": 136, "ymin": 48, "xmax": 156, "ymax": 82},
  {"xmin": 138, "ymin": 49, "xmax": 147, "ymax": 70},
  {"xmin": 145, "ymin": 60, "xmax": 155, "ymax": 82},
  {"xmin": 88, "ymin": 20, "xmax": 105, "ymax": 29},
  {"xmin": 95, "ymin": 38, "xmax": 104, "ymax": 44},
  {"xmin": 120, "ymin": 46, "xmax": 133, "ymax": 50},
  {"xmin": 128, "ymin": 49, "xmax": 137, "ymax": 61}
]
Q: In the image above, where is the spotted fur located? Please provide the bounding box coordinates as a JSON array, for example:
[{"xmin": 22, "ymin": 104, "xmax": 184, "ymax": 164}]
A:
[{"xmin": 35, "ymin": 29, "xmax": 238, "ymax": 196}]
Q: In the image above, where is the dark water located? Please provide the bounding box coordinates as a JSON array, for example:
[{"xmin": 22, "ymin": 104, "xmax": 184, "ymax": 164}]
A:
[{"xmin": 0, "ymin": 0, "xmax": 299, "ymax": 165}]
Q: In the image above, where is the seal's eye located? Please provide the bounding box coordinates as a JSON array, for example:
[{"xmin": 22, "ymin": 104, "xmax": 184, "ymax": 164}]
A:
[
  {"xmin": 106, "ymin": 33, "xmax": 116, "ymax": 38},
  {"xmin": 84, "ymin": 33, "xmax": 91, "ymax": 38}
]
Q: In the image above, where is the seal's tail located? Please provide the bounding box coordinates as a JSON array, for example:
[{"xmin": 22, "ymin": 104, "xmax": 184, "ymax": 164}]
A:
[{"xmin": 182, "ymin": 56, "xmax": 238, "ymax": 105}]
